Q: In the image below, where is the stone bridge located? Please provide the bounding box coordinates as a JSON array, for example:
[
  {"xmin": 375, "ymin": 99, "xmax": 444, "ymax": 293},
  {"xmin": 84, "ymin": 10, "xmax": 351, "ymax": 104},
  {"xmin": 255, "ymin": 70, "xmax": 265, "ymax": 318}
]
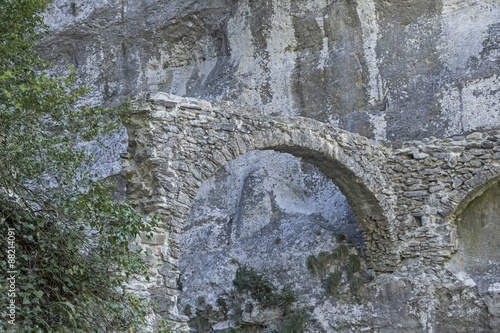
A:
[{"xmin": 122, "ymin": 93, "xmax": 500, "ymax": 320}]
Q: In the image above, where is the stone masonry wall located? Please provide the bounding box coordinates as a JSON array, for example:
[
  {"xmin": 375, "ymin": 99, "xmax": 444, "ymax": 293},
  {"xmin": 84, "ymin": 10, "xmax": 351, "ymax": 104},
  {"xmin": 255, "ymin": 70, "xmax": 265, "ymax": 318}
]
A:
[
  {"xmin": 389, "ymin": 132, "xmax": 500, "ymax": 262},
  {"xmin": 122, "ymin": 93, "xmax": 500, "ymax": 325}
]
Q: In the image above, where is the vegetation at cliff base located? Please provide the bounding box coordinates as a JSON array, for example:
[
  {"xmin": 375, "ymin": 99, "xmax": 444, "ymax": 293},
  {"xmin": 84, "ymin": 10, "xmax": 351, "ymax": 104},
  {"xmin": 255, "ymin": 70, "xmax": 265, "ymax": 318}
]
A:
[{"xmin": 0, "ymin": 0, "xmax": 157, "ymax": 331}]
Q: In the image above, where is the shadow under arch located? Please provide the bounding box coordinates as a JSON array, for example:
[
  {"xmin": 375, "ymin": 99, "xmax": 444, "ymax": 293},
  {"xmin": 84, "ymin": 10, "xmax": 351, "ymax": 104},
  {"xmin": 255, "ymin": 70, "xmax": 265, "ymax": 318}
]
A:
[{"xmin": 267, "ymin": 144, "xmax": 386, "ymax": 235}]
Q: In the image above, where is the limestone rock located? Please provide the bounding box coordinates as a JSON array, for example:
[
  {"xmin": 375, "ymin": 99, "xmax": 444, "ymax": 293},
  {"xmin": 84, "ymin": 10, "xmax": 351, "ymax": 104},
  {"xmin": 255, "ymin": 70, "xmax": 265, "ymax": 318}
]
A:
[{"xmin": 40, "ymin": 0, "xmax": 500, "ymax": 142}]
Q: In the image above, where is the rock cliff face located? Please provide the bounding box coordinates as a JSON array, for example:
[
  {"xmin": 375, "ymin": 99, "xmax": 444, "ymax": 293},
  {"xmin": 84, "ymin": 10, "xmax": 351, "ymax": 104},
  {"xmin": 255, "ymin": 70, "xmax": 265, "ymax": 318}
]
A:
[
  {"xmin": 178, "ymin": 150, "xmax": 495, "ymax": 332},
  {"xmin": 39, "ymin": 0, "xmax": 500, "ymax": 332},
  {"xmin": 41, "ymin": 0, "xmax": 500, "ymax": 141}
]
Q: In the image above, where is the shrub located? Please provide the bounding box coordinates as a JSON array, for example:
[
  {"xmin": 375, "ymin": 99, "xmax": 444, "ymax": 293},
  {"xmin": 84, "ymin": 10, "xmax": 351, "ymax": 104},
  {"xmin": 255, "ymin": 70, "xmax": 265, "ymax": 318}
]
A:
[
  {"xmin": 280, "ymin": 311, "xmax": 310, "ymax": 333},
  {"xmin": 326, "ymin": 271, "xmax": 342, "ymax": 295},
  {"xmin": 184, "ymin": 304, "xmax": 192, "ymax": 316},
  {"xmin": 307, "ymin": 251, "xmax": 334, "ymax": 277},
  {"xmin": 331, "ymin": 244, "xmax": 348, "ymax": 259},
  {"xmin": 307, "ymin": 255, "xmax": 320, "ymax": 275},
  {"xmin": 349, "ymin": 276, "xmax": 363, "ymax": 294},
  {"xmin": 0, "ymin": 1, "xmax": 156, "ymax": 331},
  {"xmin": 233, "ymin": 266, "xmax": 296, "ymax": 310},
  {"xmin": 345, "ymin": 255, "xmax": 361, "ymax": 279}
]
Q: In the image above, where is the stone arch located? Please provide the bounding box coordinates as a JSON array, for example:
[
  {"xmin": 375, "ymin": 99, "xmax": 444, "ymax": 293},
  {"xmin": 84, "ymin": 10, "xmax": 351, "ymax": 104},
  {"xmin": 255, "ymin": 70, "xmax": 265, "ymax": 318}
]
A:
[
  {"xmin": 445, "ymin": 168, "xmax": 500, "ymax": 295},
  {"xmin": 122, "ymin": 95, "xmax": 403, "ymax": 322},
  {"xmin": 434, "ymin": 166, "xmax": 500, "ymax": 262},
  {"xmin": 124, "ymin": 95, "xmax": 401, "ymax": 304},
  {"xmin": 446, "ymin": 165, "xmax": 500, "ymax": 220},
  {"xmin": 187, "ymin": 118, "xmax": 398, "ymax": 271}
]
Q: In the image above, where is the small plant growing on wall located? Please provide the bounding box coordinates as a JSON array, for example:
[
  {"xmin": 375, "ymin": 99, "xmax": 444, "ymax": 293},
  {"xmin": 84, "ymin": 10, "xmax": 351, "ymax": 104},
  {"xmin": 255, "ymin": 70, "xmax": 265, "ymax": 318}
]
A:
[
  {"xmin": 233, "ymin": 266, "xmax": 297, "ymax": 310},
  {"xmin": 326, "ymin": 271, "xmax": 342, "ymax": 295},
  {"xmin": 230, "ymin": 265, "xmax": 309, "ymax": 332},
  {"xmin": 306, "ymin": 240, "xmax": 374, "ymax": 297},
  {"xmin": 345, "ymin": 254, "xmax": 361, "ymax": 279},
  {"xmin": 184, "ymin": 304, "xmax": 192, "ymax": 316},
  {"xmin": 331, "ymin": 244, "xmax": 348, "ymax": 259},
  {"xmin": 349, "ymin": 276, "xmax": 364, "ymax": 295},
  {"xmin": 336, "ymin": 233, "xmax": 346, "ymax": 242}
]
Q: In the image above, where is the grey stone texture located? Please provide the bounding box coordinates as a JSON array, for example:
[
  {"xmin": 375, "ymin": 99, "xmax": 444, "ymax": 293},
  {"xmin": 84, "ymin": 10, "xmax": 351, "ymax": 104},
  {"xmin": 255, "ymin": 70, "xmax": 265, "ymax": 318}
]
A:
[
  {"xmin": 178, "ymin": 150, "xmax": 360, "ymax": 331},
  {"xmin": 123, "ymin": 93, "xmax": 500, "ymax": 330},
  {"xmin": 36, "ymin": 0, "xmax": 500, "ymax": 330},
  {"xmin": 40, "ymin": 0, "xmax": 500, "ymax": 142}
]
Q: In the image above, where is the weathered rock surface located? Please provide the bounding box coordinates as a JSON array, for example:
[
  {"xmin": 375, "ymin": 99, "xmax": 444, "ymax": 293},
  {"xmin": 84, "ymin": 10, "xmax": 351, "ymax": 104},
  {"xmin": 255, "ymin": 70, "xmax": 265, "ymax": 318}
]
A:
[
  {"xmin": 179, "ymin": 150, "xmax": 358, "ymax": 331},
  {"xmin": 41, "ymin": 0, "xmax": 500, "ymax": 142},
  {"xmin": 178, "ymin": 150, "xmax": 493, "ymax": 332},
  {"xmin": 36, "ymin": 1, "xmax": 500, "ymax": 331},
  {"xmin": 122, "ymin": 95, "xmax": 500, "ymax": 332}
]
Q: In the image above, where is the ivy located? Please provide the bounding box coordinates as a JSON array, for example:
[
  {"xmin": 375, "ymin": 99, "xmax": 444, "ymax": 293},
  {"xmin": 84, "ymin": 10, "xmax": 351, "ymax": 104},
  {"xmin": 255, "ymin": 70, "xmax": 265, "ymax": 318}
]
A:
[{"xmin": 0, "ymin": 1, "xmax": 156, "ymax": 331}]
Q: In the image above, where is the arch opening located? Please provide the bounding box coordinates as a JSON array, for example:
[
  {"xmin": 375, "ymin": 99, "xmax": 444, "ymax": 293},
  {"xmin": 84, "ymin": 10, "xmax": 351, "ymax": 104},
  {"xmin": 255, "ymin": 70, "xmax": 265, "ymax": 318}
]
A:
[
  {"xmin": 447, "ymin": 179, "xmax": 500, "ymax": 293},
  {"xmin": 451, "ymin": 173, "xmax": 500, "ymax": 219},
  {"xmin": 266, "ymin": 144, "xmax": 387, "ymax": 233},
  {"xmin": 178, "ymin": 150, "xmax": 366, "ymax": 332}
]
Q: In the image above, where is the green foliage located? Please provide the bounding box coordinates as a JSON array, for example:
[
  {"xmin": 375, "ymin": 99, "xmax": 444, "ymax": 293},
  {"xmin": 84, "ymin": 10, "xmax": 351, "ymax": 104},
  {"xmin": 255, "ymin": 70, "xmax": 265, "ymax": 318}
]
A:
[
  {"xmin": 331, "ymin": 244, "xmax": 348, "ymax": 260},
  {"xmin": 306, "ymin": 255, "xmax": 319, "ymax": 275},
  {"xmin": 216, "ymin": 296, "xmax": 227, "ymax": 312},
  {"xmin": 307, "ymin": 246, "xmax": 370, "ymax": 297},
  {"xmin": 231, "ymin": 301, "xmax": 243, "ymax": 326},
  {"xmin": 0, "ymin": 1, "xmax": 155, "ymax": 331},
  {"xmin": 325, "ymin": 271, "xmax": 342, "ymax": 295},
  {"xmin": 231, "ymin": 266, "xmax": 308, "ymax": 332},
  {"xmin": 222, "ymin": 328, "xmax": 247, "ymax": 333},
  {"xmin": 345, "ymin": 255, "xmax": 361, "ymax": 279},
  {"xmin": 306, "ymin": 252, "xmax": 330, "ymax": 277},
  {"xmin": 335, "ymin": 233, "xmax": 346, "ymax": 243},
  {"xmin": 157, "ymin": 322, "xmax": 181, "ymax": 333},
  {"xmin": 307, "ymin": 249, "xmax": 345, "ymax": 278},
  {"xmin": 316, "ymin": 251, "xmax": 331, "ymax": 275},
  {"xmin": 197, "ymin": 296, "xmax": 206, "ymax": 306},
  {"xmin": 233, "ymin": 266, "xmax": 296, "ymax": 311},
  {"xmin": 184, "ymin": 304, "xmax": 192, "ymax": 316},
  {"xmin": 349, "ymin": 276, "xmax": 363, "ymax": 294},
  {"xmin": 280, "ymin": 311, "xmax": 310, "ymax": 333},
  {"xmin": 195, "ymin": 309, "xmax": 211, "ymax": 333}
]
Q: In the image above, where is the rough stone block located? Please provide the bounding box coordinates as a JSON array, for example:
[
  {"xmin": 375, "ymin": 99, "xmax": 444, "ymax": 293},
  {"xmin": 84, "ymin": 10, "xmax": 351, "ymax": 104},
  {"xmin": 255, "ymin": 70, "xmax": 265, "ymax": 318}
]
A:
[
  {"xmin": 147, "ymin": 99, "xmax": 177, "ymax": 108},
  {"xmin": 482, "ymin": 140, "xmax": 495, "ymax": 149},
  {"xmin": 404, "ymin": 190, "xmax": 428, "ymax": 197},
  {"xmin": 141, "ymin": 232, "xmax": 167, "ymax": 245},
  {"xmin": 429, "ymin": 184, "xmax": 445, "ymax": 193},
  {"xmin": 212, "ymin": 123, "xmax": 236, "ymax": 131},
  {"xmin": 466, "ymin": 132, "xmax": 483, "ymax": 140},
  {"xmin": 469, "ymin": 149, "xmax": 485, "ymax": 156},
  {"xmin": 151, "ymin": 295, "xmax": 176, "ymax": 313}
]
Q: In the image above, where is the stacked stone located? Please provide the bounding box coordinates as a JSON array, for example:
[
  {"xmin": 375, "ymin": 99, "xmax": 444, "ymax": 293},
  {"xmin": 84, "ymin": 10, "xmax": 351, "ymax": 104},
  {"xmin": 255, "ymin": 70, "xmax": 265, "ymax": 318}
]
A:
[
  {"xmin": 121, "ymin": 93, "xmax": 398, "ymax": 322},
  {"xmin": 388, "ymin": 131, "xmax": 500, "ymax": 263},
  {"xmin": 122, "ymin": 92, "xmax": 500, "ymax": 324}
]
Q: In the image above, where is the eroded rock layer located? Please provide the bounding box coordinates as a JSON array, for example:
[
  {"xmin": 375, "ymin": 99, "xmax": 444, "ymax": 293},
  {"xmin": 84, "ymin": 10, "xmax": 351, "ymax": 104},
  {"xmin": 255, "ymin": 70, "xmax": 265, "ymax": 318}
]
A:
[{"xmin": 41, "ymin": 0, "xmax": 500, "ymax": 141}]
